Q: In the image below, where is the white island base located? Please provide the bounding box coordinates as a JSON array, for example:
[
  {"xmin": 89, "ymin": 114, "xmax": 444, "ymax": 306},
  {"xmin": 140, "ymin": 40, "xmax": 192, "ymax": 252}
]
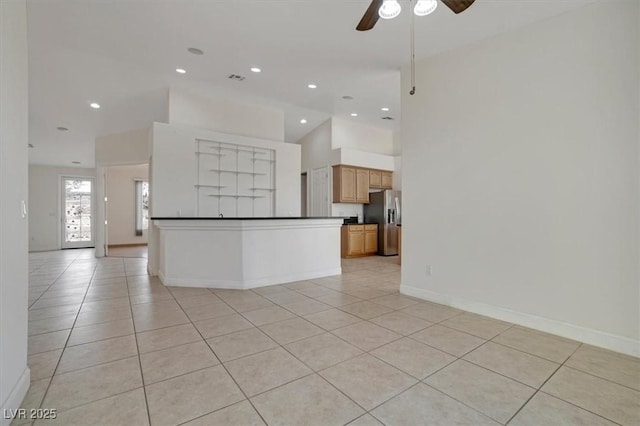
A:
[{"xmin": 153, "ymin": 218, "xmax": 343, "ymax": 290}]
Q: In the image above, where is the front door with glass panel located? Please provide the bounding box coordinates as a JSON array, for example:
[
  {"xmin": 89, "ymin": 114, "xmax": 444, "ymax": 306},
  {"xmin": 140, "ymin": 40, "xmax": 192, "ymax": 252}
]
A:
[{"xmin": 61, "ymin": 177, "xmax": 94, "ymax": 248}]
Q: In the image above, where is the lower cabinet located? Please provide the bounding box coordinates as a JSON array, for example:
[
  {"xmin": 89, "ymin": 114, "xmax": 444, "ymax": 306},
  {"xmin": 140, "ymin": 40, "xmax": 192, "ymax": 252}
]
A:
[
  {"xmin": 364, "ymin": 225, "xmax": 378, "ymax": 254},
  {"xmin": 342, "ymin": 224, "xmax": 378, "ymax": 258}
]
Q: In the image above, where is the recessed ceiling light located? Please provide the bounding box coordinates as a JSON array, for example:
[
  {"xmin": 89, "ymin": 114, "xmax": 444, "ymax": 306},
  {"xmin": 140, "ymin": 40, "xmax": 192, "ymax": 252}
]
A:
[
  {"xmin": 381, "ymin": 107, "xmax": 390, "ymax": 111},
  {"xmin": 307, "ymin": 84, "xmax": 317, "ymax": 89},
  {"xmin": 300, "ymin": 119, "xmax": 307, "ymax": 124},
  {"xmin": 342, "ymin": 95, "xmax": 354, "ymax": 100},
  {"xmin": 71, "ymin": 161, "xmax": 81, "ymax": 165},
  {"xmin": 176, "ymin": 68, "xmax": 186, "ymax": 74},
  {"xmin": 250, "ymin": 67, "xmax": 261, "ymax": 73},
  {"xmin": 56, "ymin": 126, "xmax": 69, "ymax": 131},
  {"xmin": 187, "ymin": 47, "xmax": 204, "ymax": 55},
  {"xmin": 351, "ymin": 113, "xmax": 358, "ymax": 117},
  {"xmin": 90, "ymin": 102, "xmax": 100, "ymax": 109}
]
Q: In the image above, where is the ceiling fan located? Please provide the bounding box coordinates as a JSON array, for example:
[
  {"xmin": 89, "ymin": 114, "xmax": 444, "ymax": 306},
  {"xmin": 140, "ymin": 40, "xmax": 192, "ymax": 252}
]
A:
[
  {"xmin": 357, "ymin": 0, "xmax": 475, "ymax": 31},
  {"xmin": 356, "ymin": 0, "xmax": 476, "ymax": 95}
]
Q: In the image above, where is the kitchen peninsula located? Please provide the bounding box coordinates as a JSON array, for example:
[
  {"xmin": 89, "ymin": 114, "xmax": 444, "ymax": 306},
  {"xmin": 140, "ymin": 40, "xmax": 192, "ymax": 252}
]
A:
[{"xmin": 152, "ymin": 217, "xmax": 343, "ymax": 289}]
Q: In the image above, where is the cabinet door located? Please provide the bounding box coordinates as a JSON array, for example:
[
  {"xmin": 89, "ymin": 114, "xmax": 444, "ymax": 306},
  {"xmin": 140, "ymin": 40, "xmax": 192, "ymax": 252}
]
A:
[
  {"xmin": 340, "ymin": 167, "xmax": 357, "ymax": 202},
  {"xmin": 356, "ymin": 169, "xmax": 370, "ymax": 203},
  {"xmin": 369, "ymin": 170, "xmax": 381, "ymax": 188},
  {"xmin": 364, "ymin": 230, "xmax": 378, "ymax": 254},
  {"xmin": 381, "ymin": 171, "xmax": 393, "ymax": 189},
  {"xmin": 348, "ymin": 230, "xmax": 364, "ymax": 256}
]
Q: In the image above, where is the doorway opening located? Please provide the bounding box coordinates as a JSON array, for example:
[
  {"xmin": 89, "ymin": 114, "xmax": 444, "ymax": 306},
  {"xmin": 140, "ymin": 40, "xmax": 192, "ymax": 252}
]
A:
[
  {"xmin": 104, "ymin": 164, "xmax": 149, "ymax": 258},
  {"xmin": 61, "ymin": 176, "xmax": 95, "ymax": 249}
]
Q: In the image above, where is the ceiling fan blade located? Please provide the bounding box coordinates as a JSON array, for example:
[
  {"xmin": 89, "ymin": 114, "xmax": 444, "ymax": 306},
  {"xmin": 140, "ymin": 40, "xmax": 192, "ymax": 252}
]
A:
[
  {"xmin": 440, "ymin": 0, "xmax": 476, "ymax": 14},
  {"xmin": 356, "ymin": 0, "xmax": 383, "ymax": 31}
]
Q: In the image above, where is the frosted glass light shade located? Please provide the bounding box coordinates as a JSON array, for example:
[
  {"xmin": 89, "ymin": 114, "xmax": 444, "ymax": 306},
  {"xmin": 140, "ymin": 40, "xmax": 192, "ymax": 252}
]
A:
[
  {"xmin": 414, "ymin": 0, "xmax": 438, "ymax": 16},
  {"xmin": 379, "ymin": 0, "xmax": 402, "ymax": 19}
]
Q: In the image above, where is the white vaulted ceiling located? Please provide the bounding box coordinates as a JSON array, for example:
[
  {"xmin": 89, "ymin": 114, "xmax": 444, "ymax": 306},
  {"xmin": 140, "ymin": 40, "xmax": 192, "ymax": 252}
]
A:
[{"xmin": 27, "ymin": 0, "xmax": 596, "ymax": 167}]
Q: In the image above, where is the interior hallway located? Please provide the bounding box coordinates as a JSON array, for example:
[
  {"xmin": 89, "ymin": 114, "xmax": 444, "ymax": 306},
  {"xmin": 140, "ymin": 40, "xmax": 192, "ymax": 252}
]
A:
[{"xmin": 19, "ymin": 250, "xmax": 640, "ymax": 425}]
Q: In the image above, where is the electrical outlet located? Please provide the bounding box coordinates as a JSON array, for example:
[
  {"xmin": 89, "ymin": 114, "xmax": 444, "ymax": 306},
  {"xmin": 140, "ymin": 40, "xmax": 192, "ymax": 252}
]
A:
[{"xmin": 426, "ymin": 265, "xmax": 432, "ymax": 276}]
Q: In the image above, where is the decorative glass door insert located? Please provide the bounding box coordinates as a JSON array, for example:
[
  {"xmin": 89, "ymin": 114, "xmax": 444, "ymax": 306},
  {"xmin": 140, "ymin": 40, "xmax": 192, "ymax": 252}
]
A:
[{"xmin": 62, "ymin": 177, "xmax": 94, "ymax": 248}]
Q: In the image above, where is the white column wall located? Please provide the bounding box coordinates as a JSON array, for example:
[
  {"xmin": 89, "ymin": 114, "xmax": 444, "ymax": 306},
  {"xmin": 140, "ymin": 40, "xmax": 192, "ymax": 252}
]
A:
[
  {"xmin": 0, "ymin": 0, "xmax": 30, "ymax": 421},
  {"xmin": 150, "ymin": 123, "xmax": 301, "ymax": 218}
]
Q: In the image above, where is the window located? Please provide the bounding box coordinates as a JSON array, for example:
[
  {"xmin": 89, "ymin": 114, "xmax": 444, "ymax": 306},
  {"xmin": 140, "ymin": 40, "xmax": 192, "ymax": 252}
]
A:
[{"xmin": 135, "ymin": 180, "xmax": 149, "ymax": 236}]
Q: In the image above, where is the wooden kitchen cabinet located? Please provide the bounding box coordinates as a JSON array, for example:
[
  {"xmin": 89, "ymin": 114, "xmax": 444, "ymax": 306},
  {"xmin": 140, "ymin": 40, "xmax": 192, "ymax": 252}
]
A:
[
  {"xmin": 381, "ymin": 171, "xmax": 393, "ymax": 189},
  {"xmin": 369, "ymin": 170, "xmax": 381, "ymax": 187},
  {"xmin": 364, "ymin": 224, "xmax": 378, "ymax": 254},
  {"xmin": 333, "ymin": 166, "xmax": 369, "ymax": 203},
  {"xmin": 333, "ymin": 166, "xmax": 356, "ymax": 203},
  {"xmin": 342, "ymin": 224, "xmax": 378, "ymax": 258},
  {"xmin": 369, "ymin": 169, "xmax": 393, "ymax": 189},
  {"xmin": 356, "ymin": 169, "xmax": 370, "ymax": 203}
]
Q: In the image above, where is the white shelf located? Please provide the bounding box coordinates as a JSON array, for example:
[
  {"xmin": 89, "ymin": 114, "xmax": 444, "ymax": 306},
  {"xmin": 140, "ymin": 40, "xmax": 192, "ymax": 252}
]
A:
[
  {"xmin": 196, "ymin": 152, "xmax": 225, "ymax": 158},
  {"xmin": 207, "ymin": 194, "xmax": 266, "ymax": 199},
  {"xmin": 195, "ymin": 185, "xmax": 226, "ymax": 189},
  {"xmin": 208, "ymin": 169, "xmax": 266, "ymax": 176},
  {"xmin": 195, "ymin": 138, "xmax": 275, "ymax": 217}
]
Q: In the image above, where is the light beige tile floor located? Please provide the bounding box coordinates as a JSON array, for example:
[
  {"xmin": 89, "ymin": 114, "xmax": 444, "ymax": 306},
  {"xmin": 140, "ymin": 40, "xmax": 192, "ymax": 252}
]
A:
[{"xmin": 15, "ymin": 249, "xmax": 640, "ymax": 426}]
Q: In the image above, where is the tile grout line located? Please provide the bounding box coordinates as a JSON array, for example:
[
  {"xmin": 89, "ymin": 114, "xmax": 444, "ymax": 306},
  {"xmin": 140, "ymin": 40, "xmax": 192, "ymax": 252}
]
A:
[
  {"xmin": 124, "ymin": 257, "xmax": 154, "ymax": 426},
  {"xmin": 26, "ymin": 251, "xmax": 637, "ymax": 425},
  {"xmin": 165, "ymin": 282, "xmax": 273, "ymax": 426},
  {"xmin": 503, "ymin": 342, "xmax": 584, "ymax": 425},
  {"xmin": 32, "ymin": 253, "xmax": 100, "ymax": 417}
]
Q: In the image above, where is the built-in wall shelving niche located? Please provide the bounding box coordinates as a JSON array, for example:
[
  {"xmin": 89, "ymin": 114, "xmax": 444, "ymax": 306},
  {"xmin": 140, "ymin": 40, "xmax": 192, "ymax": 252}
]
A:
[{"xmin": 195, "ymin": 138, "xmax": 275, "ymax": 217}]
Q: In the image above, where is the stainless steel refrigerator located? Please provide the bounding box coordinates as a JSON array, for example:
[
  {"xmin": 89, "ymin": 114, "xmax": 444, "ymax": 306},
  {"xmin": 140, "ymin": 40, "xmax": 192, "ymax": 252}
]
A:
[{"xmin": 363, "ymin": 190, "xmax": 401, "ymax": 256}]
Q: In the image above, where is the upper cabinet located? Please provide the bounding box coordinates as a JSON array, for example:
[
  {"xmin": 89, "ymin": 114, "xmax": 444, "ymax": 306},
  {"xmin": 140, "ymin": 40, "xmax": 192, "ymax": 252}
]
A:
[
  {"xmin": 333, "ymin": 165, "xmax": 393, "ymax": 203},
  {"xmin": 333, "ymin": 165, "xmax": 369, "ymax": 203},
  {"xmin": 370, "ymin": 170, "xmax": 393, "ymax": 190},
  {"xmin": 369, "ymin": 170, "xmax": 381, "ymax": 187},
  {"xmin": 381, "ymin": 171, "xmax": 393, "ymax": 189},
  {"xmin": 333, "ymin": 166, "xmax": 357, "ymax": 203},
  {"xmin": 355, "ymin": 169, "xmax": 370, "ymax": 203}
]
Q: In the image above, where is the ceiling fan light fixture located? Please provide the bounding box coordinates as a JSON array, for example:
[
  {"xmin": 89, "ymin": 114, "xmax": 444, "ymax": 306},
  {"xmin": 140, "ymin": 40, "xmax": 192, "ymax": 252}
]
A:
[
  {"xmin": 414, "ymin": 0, "xmax": 438, "ymax": 16},
  {"xmin": 378, "ymin": 0, "xmax": 401, "ymax": 20}
]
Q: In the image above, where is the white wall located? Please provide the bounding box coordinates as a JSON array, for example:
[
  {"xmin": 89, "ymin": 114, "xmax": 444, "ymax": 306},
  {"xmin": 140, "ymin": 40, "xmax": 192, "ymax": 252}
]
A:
[
  {"xmin": 299, "ymin": 119, "xmax": 332, "ymax": 172},
  {"xmin": 331, "ymin": 117, "xmax": 394, "ymax": 155},
  {"xmin": 106, "ymin": 164, "xmax": 148, "ymax": 246},
  {"xmin": 0, "ymin": 0, "xmax": 30, "ymax": 421},
  {"xmin": 299, "ymin": 118, "xmax": 397, "ymax": 219},
  {"xmin": 401, "ymin": 0, "xmax": 639, "ymax": 356},
  {"xmin": 392, "ymin": 156, "xmax": 402, "ymax": 191},
  {"xmin": 168, "ymin": 89, "xmax": 285, "ymax": 142},
  {"xmin": 95, "ymin": 128, "xmax": 150, "ymax": 167},
  {"xmin": 150, "ymin": 123, "xmax": 301, "ymax": 218},
  {"xmin": 28, "ymin": 166, "xmax": 96, "ymax": 252},
  {"xmin": 330, "ymin": 148, "xmax": 395, "ymax": 170}
]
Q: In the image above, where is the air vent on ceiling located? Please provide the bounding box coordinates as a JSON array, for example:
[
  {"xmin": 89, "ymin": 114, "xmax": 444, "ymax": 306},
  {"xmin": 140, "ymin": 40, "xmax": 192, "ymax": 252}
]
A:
[
  {"xmin": 381, "ymin": 116, "xmax": 395, "ymax": 120},
  {"xmin": 28, "ymin": 143, "xmax": 34, "ymax": 148},
  {"xmin": 228, "ymin": 74, "xmax": 246, "ymax": 81}
]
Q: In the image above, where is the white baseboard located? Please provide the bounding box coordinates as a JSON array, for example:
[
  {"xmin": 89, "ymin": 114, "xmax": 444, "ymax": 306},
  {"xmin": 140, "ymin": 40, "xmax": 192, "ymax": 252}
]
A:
[
  {"xmin": 401, "ymin": 284, "xmax": 640, "ymax": 358},
  {"xmin": 159, "ymin": 268, "xmax": 343, "ymax": 290},
  {"xmin": 1, "ymin": 366, "xmax": 30, "ymax": 426}
]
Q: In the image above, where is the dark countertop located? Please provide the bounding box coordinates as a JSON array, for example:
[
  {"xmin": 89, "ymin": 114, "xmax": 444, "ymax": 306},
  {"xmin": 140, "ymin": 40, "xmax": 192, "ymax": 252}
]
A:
[{"xmin": 151, "ymin": 217, "xmax": 345, "ymax": 220}]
